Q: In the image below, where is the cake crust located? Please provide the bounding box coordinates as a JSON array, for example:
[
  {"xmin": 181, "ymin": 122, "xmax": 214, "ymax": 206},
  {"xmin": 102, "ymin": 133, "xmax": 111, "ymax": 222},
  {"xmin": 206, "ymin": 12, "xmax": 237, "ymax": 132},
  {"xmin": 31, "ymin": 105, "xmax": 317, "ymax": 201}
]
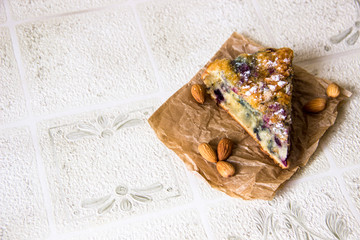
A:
[
  {"xmin": 213, "ymin": 96, "xmax": 290, "ymax": 169},
  {"xmin": 201, "ymin": 48, "xmax": 294, "ymax": 168}
]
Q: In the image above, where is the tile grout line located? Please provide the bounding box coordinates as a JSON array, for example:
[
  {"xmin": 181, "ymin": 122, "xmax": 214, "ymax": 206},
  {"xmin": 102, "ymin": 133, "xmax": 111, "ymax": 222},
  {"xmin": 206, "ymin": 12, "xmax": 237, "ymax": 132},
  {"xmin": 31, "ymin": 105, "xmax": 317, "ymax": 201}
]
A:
[
  {"xmin": 0, "ymin": 90, "xmax": 171, "ymax": 132},
  {"xmin": 251, "ymin": 0, "xmax": 360, "ymax": 65},
  {"xmin": 52, "ymin": 194, "xmax": 228, "ymax": 240},
  {"xmin": 295, "ymin": 47, "xmax": 360, "ymax": 65},
  {"xmin": 2, "ymin": 0, "xmax": 57, "ymax": 236},
  {"xmin": 38, "ymin": 92, "xmax": 162, "ymax": 121},
  {"xmin": 250, "ymin": 0, "xmax": 278, "ymax": 47},
  {"xmin": 130, "ymin": 1, "xmax": 166, "ymax": 94},
  {"xmin": 52, "ymin": 204, "xmax": 198, "ymax": 239},
  {"xmin": 0, "ymin": 118, "xmax": 31, "ymax": 130},
  {"xmin": 322, "ymin": 145, "xmax": 360, "ymax": 225},
  {"xmin": 3, "ymin": 1, "xmax": 129, "ymax": 26},
  {"xmin": 185, "ymin": 171, "xmax": 216, "ymax": 240},
  {"xmin": 1, "ymin": 0, "xmax": 360, "ymax": 64}
]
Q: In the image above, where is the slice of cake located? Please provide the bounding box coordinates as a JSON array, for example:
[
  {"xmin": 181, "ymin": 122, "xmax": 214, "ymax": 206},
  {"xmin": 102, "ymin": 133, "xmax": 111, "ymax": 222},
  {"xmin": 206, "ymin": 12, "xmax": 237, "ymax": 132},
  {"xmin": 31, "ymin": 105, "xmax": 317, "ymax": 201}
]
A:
[{"xmin": 201, "ymin": 48, "xmax": 294, "ymax": 168}]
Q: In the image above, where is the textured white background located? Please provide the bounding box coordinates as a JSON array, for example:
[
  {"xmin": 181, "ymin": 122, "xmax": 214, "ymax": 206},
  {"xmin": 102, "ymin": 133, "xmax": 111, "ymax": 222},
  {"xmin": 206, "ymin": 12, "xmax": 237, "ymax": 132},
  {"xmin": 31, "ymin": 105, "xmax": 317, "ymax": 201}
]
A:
[{"xmin": 0, "ymin": 0, "xmax": 359, "ymax": 239}]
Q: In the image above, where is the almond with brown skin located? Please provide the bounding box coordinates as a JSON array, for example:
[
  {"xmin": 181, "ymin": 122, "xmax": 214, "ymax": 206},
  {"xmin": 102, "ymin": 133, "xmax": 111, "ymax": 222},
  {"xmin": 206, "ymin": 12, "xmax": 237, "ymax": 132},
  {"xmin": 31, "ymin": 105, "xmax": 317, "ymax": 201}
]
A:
[
  {"xmin": 201, "ymin": 70, "xmax": 209, "ymax": 80},
  {"xmin": 198, "ymin": 143, "xmax": 217, "ymax": 163},
  {"xmin": 303, "ymin": 98, "xmax": 326, "ymax": 113},
  {"xmin": 191, "ymin": 84, "xmax": 205, "ymax": 104},
  {"xmin": 216, "ymin": 161, "xmax": 235, "ymax": 178},
  {"xmin": 217, "ymin": 138, "xmax": 233, "ymax": 161},
  {"xmin": 326, "ymin": 83, "xmax": 340, "ymax": 98}
]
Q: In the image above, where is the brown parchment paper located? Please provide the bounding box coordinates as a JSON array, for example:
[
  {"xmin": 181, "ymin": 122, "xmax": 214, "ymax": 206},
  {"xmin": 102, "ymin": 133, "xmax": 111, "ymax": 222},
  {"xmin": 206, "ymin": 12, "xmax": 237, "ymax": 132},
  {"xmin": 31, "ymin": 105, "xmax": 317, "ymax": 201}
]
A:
[{"xmin": 148, "ymin": 32, "xmax": 352, "ymax": 200}]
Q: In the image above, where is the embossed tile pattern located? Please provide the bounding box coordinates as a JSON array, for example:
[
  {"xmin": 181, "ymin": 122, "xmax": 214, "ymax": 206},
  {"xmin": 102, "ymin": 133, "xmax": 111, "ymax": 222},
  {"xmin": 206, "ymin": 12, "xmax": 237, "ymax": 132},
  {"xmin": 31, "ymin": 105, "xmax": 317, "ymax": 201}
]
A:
[
  {"xmin": 0, "ymin": 27, "xmax": 27, "ymax": 124},
  {"xmin": 298, "ymin": 53, "xmax": 360, "ymax": 167},
  {"xmin": 16, "ymin": 7, "xmax": 158, "ymax": 116},
  {"xmin": 137, "ymin": 0, "xmax": 271, "ymax": 90},
  {"xmin": 8, "ymin": 0, "xmax": 126, "ymax": 20},
  {"xmin": 38, "ymin": 100, "xmax": 192, "ymax": 231},
  {"xmin": 65, "ymin": 209, "xmax": 207, "ymax": 240},
  {"xmin": 0, "ymin": 128, "xmax": 49, "ymax": 240},
  {"xmin": 343, "ymin": 167, "xmax": 360, "ymax": 213},
  {"xmin": 207, "ymin": 177, "xmax": 360, "ymax": 240},
  {"xmin": 258, "ymin": 0, "xmax": 360, "ymax": 61}
]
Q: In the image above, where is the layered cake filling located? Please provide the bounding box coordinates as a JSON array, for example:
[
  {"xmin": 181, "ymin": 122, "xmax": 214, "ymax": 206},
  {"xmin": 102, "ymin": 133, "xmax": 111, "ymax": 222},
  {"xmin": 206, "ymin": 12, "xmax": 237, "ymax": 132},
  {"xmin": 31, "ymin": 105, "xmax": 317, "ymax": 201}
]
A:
[{"xmin": 202, "ymin": 48, "xmax": 293, "ymax": 167}]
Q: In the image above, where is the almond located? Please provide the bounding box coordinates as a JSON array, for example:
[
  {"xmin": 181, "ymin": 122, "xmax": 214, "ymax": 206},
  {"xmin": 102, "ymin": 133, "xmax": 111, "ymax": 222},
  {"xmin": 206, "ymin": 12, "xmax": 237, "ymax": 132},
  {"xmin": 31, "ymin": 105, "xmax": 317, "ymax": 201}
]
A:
[
  {"xmin": 303, "ymin": 98, "xmax": 326, "ymax": 113},
  {"xmin": 217, "ymin": 138, "xmax": 233, "ymax": 161},
  {"xmin": 198, "ymin": 143, "xmax": 217, "ymax": 163},
  {"xmin": 216, "ymin": 161, "xmax": 235, "ymax": 178},
  {"xmin": 191, "ymin": 84, "xmax": 205, "ymax": 104},
  {"xmin": 201, "ymin": 70, "xmax": 209, "ymax": 80},
  {"xmin": 326, "ymin": 83, "xmax": 340, "ymax": 98}
]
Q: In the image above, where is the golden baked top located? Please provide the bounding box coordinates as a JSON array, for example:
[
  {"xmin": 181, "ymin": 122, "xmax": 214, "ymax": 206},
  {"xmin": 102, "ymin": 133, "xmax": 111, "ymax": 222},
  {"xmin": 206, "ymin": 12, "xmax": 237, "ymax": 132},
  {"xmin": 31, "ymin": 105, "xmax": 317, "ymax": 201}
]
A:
[
  {"xmin": 205, "ymin": 48, "xmax": 293, "ymax": 111},
  {"xmin": 201, "ymin": 48, "xmax": 293, "ymax": 143}
]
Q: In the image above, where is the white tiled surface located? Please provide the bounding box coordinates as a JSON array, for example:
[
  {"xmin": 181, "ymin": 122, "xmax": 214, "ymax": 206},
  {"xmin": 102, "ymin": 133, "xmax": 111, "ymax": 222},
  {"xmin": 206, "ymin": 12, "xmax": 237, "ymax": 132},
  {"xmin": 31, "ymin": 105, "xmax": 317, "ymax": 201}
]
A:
[
  {"xmin": 258, "ymin": 0, "xmax": 360, "ymax": 61},
  {"xmin": 0, "ymin": 2, "xmax": 6, "ymax": 24},
  {"xmin": 7, "ymin": 0, "xmax": 126, "ymax": 21},
  {"xmin": 343, "ymin": 167, "xmax": 360, "ymax": 213},
  {"xmin": 37, "ymin": 99, "xmax": 192, "ymax": 232},
  {"xmin": 298, "ymin": 53, "xmax": 360, "ymax": 168},
  {"xmin": 207, "ymin": 177, "xmax": 360, "ymax": 239},
  {"xmin": 0, "ymin": 27, "xmax": 27, "ymax": 124},
  {"xmin": 62, "ymin": 209, "xmax": 207, "ymax": 240},
  {"xmin": 1, "ymin": 0, "xmax": 360, "ymax": 239},
  {"xmin": 292, "ymin": 143, "xmax": 330, "ymax": 179},
  {"xmin": 0, "ymin": 128, "xmax": 49, "ymax": 239},
  {"xmin": 193, "ymin": 172, "xmax": 228, "ymax": 201},
  {"xmin": 137, "ymin": 0, "xmax": 271, "ymax": 91},
  {"xmin": 16, "ymin": 6, "xmax": 158, "ymax": 116}
]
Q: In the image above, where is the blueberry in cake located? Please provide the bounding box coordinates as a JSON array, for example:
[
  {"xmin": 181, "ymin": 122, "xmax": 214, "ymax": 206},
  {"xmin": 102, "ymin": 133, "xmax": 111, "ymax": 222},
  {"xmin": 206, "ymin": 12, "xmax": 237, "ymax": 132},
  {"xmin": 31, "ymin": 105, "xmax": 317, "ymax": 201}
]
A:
[{"xmin": 201, "ymin": 48, "xmax": 293, "ymax": 168}]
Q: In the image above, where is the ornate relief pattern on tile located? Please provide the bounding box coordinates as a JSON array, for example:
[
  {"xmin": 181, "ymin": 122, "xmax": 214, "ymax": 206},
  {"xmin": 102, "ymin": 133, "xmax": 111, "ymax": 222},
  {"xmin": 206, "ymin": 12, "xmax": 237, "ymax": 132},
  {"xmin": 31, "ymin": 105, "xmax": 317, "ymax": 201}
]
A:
[
  {"xmin": 63, "ymin": 209, "xmax": 207, "ymax": 240},
  {"xmin": 207, "ymin": 177, "xmax": 360, "ymax": 240},
  {"xmin": 0, "ymin": 27, "xmax": 27, "ymax": 124},
  {"xmin": 298, "ymin": 53, "xmax": 360, "ymax": 167},
  {"xmin": 258, "ymin": 0, "xmax": 360, "ymax": 61},
  {"xmin": 0, "ymin": 2, "xmax": 6, "ymax": 24},
  {"xmin": 343, "ymin": 167, "xmax": 360, "ymax": 214},
  {"xmin": 16, "ymin": 6, "xmax": 158, "ymax": 116},
  {"xmin": 137, "ymin": 0, "xmax": 271, "ymax": 90},
  {"xmin": 0, "ymin": 128, "xmax": 49, "ymax": 240},
  {"xmin": 38, "ymin": 99, "xmax": 192, "ymax": 232},
  {"xmin": 7, "ymin": 0, "xmax": 127, "ymax": 20}
]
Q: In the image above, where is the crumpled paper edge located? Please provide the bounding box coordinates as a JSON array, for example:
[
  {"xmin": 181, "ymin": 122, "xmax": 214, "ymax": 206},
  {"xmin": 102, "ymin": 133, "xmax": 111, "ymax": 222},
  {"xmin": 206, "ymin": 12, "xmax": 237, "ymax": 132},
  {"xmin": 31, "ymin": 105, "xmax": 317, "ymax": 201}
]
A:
[{"xmin": 148, "ymin": 32, "xmax": 352, "ymax": 200}]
